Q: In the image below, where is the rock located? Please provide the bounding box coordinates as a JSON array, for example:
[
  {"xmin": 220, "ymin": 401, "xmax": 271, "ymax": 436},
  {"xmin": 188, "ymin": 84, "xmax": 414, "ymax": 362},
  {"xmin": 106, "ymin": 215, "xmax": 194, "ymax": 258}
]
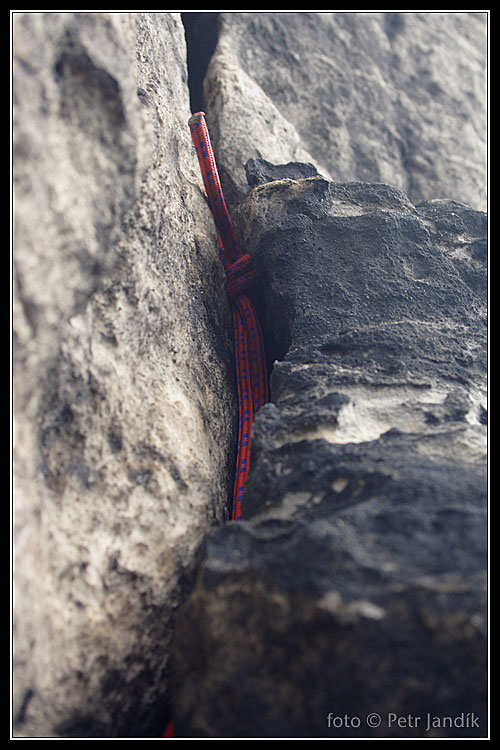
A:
[
  {"xmin": 170, "ymin": 164, "xmax": 487, "ymax": 738},
  {"xmin": 13, "ymin": 12, "xmax": 236, "ymax": 737},
  {"xmin": 200, "ymin": 13, "xmax": 324, "ymax": 207},
  {"xmin": 245, "ymin": 157, "xmax": 319, "ymax": 187},
  {"xmin": 14, "ymin": 10, "xmax": 488, "ymax": 739},
  {"xmin": 202, "ymin": 12, "xmax": 487, "ymax": 211}
]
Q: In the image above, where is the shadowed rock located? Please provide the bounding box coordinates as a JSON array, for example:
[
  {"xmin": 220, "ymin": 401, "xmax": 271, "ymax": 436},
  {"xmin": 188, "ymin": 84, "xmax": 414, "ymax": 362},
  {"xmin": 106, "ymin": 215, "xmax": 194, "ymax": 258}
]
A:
[{"xmin": 171, "ymin": 162, "xmax": 487, "ymax": 738}]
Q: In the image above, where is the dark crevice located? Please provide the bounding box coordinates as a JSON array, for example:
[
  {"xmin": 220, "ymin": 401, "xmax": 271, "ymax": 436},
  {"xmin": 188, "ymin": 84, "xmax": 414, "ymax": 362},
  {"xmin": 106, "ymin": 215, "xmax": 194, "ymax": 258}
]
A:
[{"xmin": 181, "ymin": 13, "xmax": 220, "ymax": 114}]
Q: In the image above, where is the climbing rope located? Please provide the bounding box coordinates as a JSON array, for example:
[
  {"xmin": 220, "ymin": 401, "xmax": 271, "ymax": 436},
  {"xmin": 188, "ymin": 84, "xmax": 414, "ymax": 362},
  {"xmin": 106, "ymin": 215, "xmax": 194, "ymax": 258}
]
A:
[
  {"xmin": 188, "ymin": 111, "xmax": 268, "ymax": 521},
  {"xmin": 161, "ymin": 113, "xmax": 268, "ymax": 738}
]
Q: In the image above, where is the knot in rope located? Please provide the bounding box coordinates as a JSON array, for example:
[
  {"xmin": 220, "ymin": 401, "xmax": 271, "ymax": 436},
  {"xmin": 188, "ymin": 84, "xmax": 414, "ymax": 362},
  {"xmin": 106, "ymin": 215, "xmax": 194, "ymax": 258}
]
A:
[
  {"xmin": 225, "ymin": 253, "xmax": 258, "ymax": 300},
  {"xmin": 163, "ymin": 111, "xmax": 269, "ymax": 741},
  {"xmin": 187, "ymin": 111, "xmax": 268, "ymax": 523}
]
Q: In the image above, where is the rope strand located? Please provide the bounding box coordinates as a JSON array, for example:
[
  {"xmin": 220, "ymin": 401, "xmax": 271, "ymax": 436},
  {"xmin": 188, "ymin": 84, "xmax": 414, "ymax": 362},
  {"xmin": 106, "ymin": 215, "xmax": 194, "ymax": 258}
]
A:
[
  {"xmin": 163, "ymin": 113, "xmax": 268, "ymax": 739},
  {"xmin": 188, "ymin": 111, "xmax": 268, "ymax": 521}
]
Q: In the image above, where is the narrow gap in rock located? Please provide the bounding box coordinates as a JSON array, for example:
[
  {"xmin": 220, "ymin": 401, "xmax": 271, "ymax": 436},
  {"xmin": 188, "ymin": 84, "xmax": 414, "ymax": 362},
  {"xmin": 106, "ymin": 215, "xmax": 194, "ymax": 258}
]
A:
[
  {"xmin": 181, "ymin": 13, "xmax": 220, "ymax": 114},
  {"xmin": 182, "ymin": 12, "xmax": 275, "ymax": 508}
]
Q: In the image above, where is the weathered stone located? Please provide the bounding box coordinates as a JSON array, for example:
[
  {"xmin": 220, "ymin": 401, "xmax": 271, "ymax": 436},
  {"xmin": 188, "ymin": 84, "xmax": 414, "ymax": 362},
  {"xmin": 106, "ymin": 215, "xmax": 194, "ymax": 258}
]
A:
[
  {"xmin": 203, "ymin": 12, "xmax": 487, "ymax": 211},
  {"xmin": 170, "ymin": 164, "xmax": 487, "ymax": 738},
  {"xmin": 245, "ymin": 157, "xmax": 319, "ymax": 187},
  {"xmin": 13, "ymin": 12, "xmax": 236, "ymax": 737},
  {"xmin": 13, "ymin": 9, "xmax": 488, "ymax": 740}
]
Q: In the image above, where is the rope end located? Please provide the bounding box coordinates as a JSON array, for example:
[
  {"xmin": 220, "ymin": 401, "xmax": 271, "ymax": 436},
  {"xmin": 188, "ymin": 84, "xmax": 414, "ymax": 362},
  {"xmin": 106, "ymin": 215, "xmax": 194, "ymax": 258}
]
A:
[{"xmin": 188, "ymin": 111, "xmax": 206, "ymax": 126}]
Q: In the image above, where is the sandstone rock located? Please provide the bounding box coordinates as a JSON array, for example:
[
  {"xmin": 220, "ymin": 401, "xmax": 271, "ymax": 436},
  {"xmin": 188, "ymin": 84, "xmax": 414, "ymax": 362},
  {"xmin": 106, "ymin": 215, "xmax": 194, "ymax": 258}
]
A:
[
  {"xmin": 202, "ymin": 12, "xmax": 487, "ymax": 211},
  {"xmin": 13, "ymin": 10, "xmax": 488, "ymax": 739},
  {"xmin": 13, "ymin": 12, "xmax": 236, "ymax": 737},
  {"xmin": 170, "ymin": 164, "xmax": 487, "ymax": 738}
]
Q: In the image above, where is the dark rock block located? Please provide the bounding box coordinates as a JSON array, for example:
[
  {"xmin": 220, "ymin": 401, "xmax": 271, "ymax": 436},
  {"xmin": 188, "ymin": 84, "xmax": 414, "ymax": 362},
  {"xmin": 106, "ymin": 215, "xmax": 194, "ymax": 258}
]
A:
[
  {"xmin": 245, "ymin": 157, "xmax": 319, "ymax": 186},
  {"xmin": 171, "ymin": 166, "xmax": 487, "ymax": 738}
]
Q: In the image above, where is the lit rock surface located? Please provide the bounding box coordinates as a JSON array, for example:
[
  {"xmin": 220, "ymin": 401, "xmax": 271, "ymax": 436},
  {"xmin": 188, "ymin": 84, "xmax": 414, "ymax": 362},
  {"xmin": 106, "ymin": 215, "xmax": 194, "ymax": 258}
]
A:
[
  {"xmin": 13, "ymin": 12, "xmax": 236, "ymax": 737},
  {"xmin": 171, "ymin": 163, "xmax": 487, "ymax": 738},
  {"xmin": 202, "ymin": 12, "xmax": 487, "ymax": 210}
]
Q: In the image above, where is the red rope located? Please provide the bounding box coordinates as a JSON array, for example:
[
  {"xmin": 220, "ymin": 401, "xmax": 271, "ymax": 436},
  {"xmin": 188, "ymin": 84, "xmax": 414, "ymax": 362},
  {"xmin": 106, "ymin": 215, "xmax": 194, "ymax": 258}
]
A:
[
  {"xmin": 162, "ymin": 720, "xmax": 175, "ymax": 738},
  {"xmin": 188, "ymin": 111, "xmax": 268, "ymax": 521},
  {"xmin": 161, "ymin": 113, "xmax": 268, "ymax": 738}
]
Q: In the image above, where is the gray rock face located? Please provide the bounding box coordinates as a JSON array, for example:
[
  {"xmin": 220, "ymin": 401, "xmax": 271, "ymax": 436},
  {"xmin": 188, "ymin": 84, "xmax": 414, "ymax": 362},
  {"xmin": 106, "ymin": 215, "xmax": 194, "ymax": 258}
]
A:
[
  {"xmin": 13, "ymin": 10, "xmax": 488, "ymax": 740},
  {"xmin": 13, "ymin": 12, "xmax": 236, "ymax": 737},
  {"xmin": 203, "ymin": 12, "xmax": 487, "ymax": 211},
  {"xmin": 171, "ymin": 163, "xmax": 487, "ymax": 738}
]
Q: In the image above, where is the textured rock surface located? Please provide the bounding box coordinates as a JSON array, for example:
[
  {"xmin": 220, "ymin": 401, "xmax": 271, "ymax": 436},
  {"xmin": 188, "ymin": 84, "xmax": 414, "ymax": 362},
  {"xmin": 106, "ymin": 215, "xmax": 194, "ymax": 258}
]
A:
[
  {"xmin": 13, "ymin": 10, "xmax": 488, "ymax": 740},
  {"xmin": 171, "ymin": 164, "xmax": 487, "ymax": 738},
  {"xmin": 202, "ymin": 12, "xmax": 487, "ymax": 210},
  {"xmin": 13, "ymin": 12, "xmax": 236, "ymax": 737}
]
